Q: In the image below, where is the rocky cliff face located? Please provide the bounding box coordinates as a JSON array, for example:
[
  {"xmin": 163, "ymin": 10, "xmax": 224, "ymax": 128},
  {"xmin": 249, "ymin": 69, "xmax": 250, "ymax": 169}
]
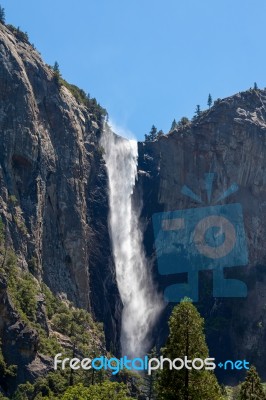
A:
[
  {"xmin": 137, "ymin": 90, "xmax": 266, "ymax": 382},
  {"xmin": 0, "ymin": 22, "xmax": 121, "ymax": 387}
]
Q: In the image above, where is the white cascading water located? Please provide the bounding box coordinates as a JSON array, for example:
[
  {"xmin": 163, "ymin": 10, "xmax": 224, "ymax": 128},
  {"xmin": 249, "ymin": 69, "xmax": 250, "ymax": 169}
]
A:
[{"xmin": 101, "ymin": 124, "xmax": 163, "ymax": 358}]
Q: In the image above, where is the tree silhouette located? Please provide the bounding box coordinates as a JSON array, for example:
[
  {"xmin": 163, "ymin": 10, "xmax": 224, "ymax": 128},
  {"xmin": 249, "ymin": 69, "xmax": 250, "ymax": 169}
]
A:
[
  {"xmin": 207, "ymin": 94, "xmax": 213, "ymax": 108},
  {"xmin": 145, "ymin": 125, "xmax": 158, "ymax": 141},
  {"xmin": 53, "ymin": 61, "xmax": 61, "ymax": 85},
  {"xmin": 171, "ymin": 119, "xmax": 178, "ymax": 131},
  {"xmin": 179, "ymin": 117, "xmax": 190, "ymax": 126},
  {"xmin": 53, "ymin": 61, "xmax": 60, "ymax": 74},
  {"xmin": 195, "ymin": 105, "xmax": 201, "ymax": 117},
  {"xmin": 0, "ymin": 6, "xmax": 5, "ymax": 24}
]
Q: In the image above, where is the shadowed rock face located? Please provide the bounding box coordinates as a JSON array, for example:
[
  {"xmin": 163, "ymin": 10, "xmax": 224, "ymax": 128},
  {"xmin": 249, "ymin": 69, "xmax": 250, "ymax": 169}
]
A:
[
  {"xmin": 137, "ymin": 91, "xmax": 266, "ymax": 383},
  {"xmin": 0, "ymin": 23, "xmax": 122, "ymax": 379}
]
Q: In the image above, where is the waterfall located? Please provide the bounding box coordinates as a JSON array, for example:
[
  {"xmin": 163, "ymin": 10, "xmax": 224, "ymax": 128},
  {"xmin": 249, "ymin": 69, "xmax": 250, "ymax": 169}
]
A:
[{"xmin": 101, "ymin": 124, "xmax": 163, "ymax": 358}]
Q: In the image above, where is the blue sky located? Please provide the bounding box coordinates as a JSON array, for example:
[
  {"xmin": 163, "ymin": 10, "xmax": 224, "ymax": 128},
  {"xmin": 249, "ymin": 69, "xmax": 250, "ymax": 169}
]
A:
[{"xmin": 2, "ymin": 0, "xmax": 266, "ymax": 140}]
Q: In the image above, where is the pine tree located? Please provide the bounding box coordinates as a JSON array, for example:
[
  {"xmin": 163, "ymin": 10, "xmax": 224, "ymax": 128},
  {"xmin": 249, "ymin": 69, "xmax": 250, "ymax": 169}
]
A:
[
  {"xmin": 145, "ymin": 125, "xmax": 158, "ymax": 141},
  {"xmin": 254, "ymin": 82, "xmax": 258, "ymax": 90},
  {"xmin": 149, "ymin": 125, "xmax": 157, "ymax": 140},
  {"xmin": 208, "ymin": 93, "xmax": 213, "ymax": 108},
  {"xmin": 171, "ymin": 119, "xmax": 178, "ymax": 131},
  {"xmin": 156, "ymin": 298, "xmax": 223, "ymax": 400},
  {"xmin": 53, "ymin": 61, "xmax": 61, "ymax": 85},
  {"xmin": 0, "ymin": 6, "xmax": 5, "ymax": 24},
  {"xmin": 53, "ymin": 61, "xmax": 60, "ymax": 74},
  {"xmin": 239, "ymin": 366, "xmax": 265, "ymax": 400},
  {"xmin": 195, "ymin": 105, "xmax": 201, "ymax": 117},
  {"xmin": 178, "ymin": 117, "xmax": 190, "ymax": 127}
]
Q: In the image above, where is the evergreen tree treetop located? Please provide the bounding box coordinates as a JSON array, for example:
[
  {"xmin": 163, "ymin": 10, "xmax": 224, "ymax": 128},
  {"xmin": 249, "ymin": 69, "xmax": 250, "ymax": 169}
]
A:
[
  {"xmin": 208, "ymin": 93, "xmax": 213, "ymax": 108},
  {"xmin": 0, "ymin": 5, "xmax": 5, "ymax": 24},
  {"xmin": 53, "ymin": 61, "xmax": 61, "ymax": 85},
  {"xmin": 179, "ymin": 116, "xmax": 190, "ymax": 126},
  {"xmin": 240, "ymin": 365, "xmax": 266, "ymax": 400},
  {"xmin": 171, "ymin": 119, "xmax": 178, "ymax": 131},
  {"xmin": 156, "ymin": 299, "xmax": 223, "ymax": 400},
  {"xmin": 165, "ymin": 298, "xmax": 208, "ymax": 359},
  {"xmin": 195, "ymin": 104, "xmax": 201, "ymax": 117},
  {"xmin": 53, "ymin": 61, "xmax": 60, "ymax": 74},
  {"xmin": 145, "ymin": 124, "xmax": 158, "ymax": 142},
  {"xmin": 149, "ymin": 124, "xmax": 157, "ymax": 140}
]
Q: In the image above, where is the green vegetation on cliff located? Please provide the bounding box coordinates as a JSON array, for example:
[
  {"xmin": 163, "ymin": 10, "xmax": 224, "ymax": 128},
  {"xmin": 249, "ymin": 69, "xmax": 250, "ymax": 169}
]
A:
[
  {"xmin": 51, "ymin": 61, "xmax": 108, "ymax": 124},
  {"xmin": 61, "ymin": 79, "xmax": 108, "ymax": 124},
  {"xmin": 58, "ymin": 382, "xmax": 131, "ymax": 400},
  {"xmin": 0, "ymin": 218, "xmax": 117, "ymax": 399}
]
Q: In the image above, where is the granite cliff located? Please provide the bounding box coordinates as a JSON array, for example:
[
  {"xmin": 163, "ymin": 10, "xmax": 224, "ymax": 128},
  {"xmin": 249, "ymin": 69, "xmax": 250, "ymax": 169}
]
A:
[
  {"xmin": 137, "ymin": 90, "xmax": 266, "ymax": 383},
  {"xmin": 0, "ymin": 22, "xmax": 121, "ymax": 393}
]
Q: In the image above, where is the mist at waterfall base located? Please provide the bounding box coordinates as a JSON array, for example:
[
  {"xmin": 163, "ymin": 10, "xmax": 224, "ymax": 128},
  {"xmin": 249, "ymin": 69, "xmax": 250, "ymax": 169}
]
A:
[{"xmin": 101, "ymin": 124, "xmax": 164, "ymax": 358}]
